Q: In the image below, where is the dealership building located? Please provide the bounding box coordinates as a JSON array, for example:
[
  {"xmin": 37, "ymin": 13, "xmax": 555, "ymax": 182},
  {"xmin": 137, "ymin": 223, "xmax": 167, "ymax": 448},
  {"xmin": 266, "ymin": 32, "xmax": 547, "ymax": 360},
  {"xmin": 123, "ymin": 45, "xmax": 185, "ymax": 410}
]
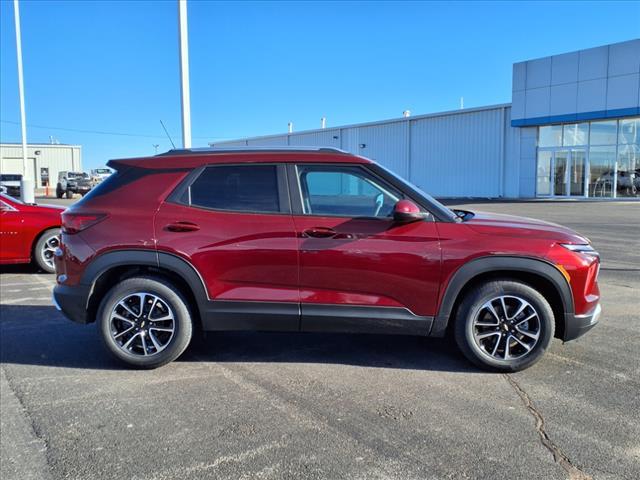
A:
[
  {"xmin": 0, "ymin": 143, "xmax": 82, "ymax": 190},
  {"xmin": 212, "ymin": 39, "xmax": 639, "ymax": 199}
]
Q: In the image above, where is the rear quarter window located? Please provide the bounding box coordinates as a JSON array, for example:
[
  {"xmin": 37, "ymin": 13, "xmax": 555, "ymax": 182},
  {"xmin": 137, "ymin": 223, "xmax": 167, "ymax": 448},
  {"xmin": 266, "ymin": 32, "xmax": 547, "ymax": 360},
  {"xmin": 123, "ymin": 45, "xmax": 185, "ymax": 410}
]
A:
[{"xmin": 187, "ymin": 165, "xmax": 280, "ymax": 213}]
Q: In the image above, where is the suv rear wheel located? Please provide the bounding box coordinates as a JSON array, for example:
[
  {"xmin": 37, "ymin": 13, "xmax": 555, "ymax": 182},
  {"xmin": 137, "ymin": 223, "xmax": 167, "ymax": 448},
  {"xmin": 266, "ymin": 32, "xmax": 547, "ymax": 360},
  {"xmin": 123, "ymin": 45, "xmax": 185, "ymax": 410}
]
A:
[
  {"xmin": 454, "ymin": 279, "xmax": 554, "ymax": 372},
  {"xmin": 97, "ymin": 276, "xmax": 193, "ymax": 369}
]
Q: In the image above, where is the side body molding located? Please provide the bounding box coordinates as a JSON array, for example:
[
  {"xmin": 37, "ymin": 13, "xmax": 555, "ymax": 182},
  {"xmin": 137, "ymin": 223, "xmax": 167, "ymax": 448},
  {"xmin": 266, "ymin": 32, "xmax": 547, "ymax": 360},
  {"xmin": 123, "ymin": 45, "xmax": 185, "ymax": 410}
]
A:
[{"xmin": 430, "ymin": 256, "xmax": 575, "ymax": 337}]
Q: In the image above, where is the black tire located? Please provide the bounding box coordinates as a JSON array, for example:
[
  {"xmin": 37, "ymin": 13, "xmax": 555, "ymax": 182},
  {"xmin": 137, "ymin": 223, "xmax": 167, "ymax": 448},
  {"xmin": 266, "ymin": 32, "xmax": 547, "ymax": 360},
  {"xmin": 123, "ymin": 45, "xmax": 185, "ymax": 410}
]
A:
[
  {"xmin": 65, "ymin": 189, "xmax": 73, "ymax": 199},
  {"xmin": 56, "ymin": 184, "xmax": 63, "ymax": 199},
  {"xmin": 454, "ymin": 279, "xmax": 554, "ymax": 372},
  {"xmin": 33, "ymin": 228, "xmax": 61, "ymax": 274},
  {"xmin": 97, "ymin": 276, "xmax": 193, "ymax": 369}
]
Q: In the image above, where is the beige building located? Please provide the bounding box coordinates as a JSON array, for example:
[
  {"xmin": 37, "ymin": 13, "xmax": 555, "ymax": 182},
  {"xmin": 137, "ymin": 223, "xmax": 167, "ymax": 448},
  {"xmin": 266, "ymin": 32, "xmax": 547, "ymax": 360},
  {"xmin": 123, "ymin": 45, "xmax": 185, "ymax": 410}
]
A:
[{"xmin": 0, "ymin": 143, "xmax": 82, "ymax": 189}]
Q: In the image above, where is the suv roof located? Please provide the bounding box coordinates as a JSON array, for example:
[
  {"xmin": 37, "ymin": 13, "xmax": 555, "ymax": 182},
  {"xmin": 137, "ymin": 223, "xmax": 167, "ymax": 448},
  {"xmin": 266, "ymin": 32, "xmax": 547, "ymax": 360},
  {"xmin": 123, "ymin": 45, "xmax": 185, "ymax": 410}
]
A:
[
  {"xmin": 108, "ymin": 147, "xmax": 368, "ymax": 170},
  {"xmin": 158, "ymin": 146, "xmax": 350, "ymax": 156}
]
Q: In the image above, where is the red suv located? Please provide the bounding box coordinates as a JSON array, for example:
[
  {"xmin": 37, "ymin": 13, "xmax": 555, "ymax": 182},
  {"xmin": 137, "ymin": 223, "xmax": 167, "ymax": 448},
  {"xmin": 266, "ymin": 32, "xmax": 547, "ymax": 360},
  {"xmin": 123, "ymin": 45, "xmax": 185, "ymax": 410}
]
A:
[{"xmin": 53, "ymin": 147, "xmax": 601, "ymax": 371}]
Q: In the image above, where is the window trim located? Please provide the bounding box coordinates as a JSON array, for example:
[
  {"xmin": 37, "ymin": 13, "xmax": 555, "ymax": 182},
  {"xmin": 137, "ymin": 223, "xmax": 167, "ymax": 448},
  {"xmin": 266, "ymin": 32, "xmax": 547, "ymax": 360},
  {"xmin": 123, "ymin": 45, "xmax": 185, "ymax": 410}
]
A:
[
  {"xmin": 288, "ymin": 163, "xmax": 428, "ymax": 220},
  {"xmin": 167, "ymin": 163, "xmax": 291, "ymax": 215}
]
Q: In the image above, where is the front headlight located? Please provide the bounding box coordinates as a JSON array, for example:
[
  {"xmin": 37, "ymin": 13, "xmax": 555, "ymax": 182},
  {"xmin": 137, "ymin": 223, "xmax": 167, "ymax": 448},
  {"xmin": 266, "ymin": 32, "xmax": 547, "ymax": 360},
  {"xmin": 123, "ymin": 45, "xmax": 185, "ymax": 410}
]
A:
[{"xmin": 560, "ymin": 243, "xmax": 600, "ymax": 259}]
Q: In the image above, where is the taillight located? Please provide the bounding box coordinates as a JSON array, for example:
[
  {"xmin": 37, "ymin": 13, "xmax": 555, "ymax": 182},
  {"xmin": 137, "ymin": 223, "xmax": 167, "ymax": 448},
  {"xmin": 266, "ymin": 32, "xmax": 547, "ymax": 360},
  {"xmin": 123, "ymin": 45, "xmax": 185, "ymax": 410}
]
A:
[{"xmin": 61, "ymin": 212, "xmax": 107, "ymax": 234}]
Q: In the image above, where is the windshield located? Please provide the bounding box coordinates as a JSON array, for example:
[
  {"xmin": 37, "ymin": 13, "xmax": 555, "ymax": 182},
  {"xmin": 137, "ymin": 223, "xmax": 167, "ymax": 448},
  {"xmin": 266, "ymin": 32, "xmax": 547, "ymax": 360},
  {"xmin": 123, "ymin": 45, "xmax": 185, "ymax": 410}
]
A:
[
  {"xmin": 375, "ymin": 164, "xmax": 459, "ymax": 222},
  {"xmin": 0, "ymin": 192, "xmax": 22, "ymax": 204},
  {"xmin": 69, "ymin": 172, "xmax": 89, "ymax": 179},
  {"xmin": 94, "ymin": 169, "xmax": 111, "ymax": 174}
]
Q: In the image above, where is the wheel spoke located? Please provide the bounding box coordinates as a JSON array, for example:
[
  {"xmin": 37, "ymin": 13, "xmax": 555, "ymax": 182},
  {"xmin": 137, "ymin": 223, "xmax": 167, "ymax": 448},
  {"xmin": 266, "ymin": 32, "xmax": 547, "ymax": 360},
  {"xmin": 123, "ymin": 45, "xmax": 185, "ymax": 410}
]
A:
[
  {"xmin": 140, "ymin": 334, "xmax": 149, "ymax": 356},
  {"xmin": 148, "ymin": 330, "xmax": 163, "ymax": 352},
  {"xmin": 148, "ymin": 314, "xmax": 173, "ymax": 322},
  {"xmin": 491, "ymin": 335, "xmax": 502, "ymax": 356},
  {"xmin": 504, "ymin": 335, "xmax": 511, "ymax": 360},
  {"xmin": 510, "ymin": 300, "xmax": 528, "ymax": 321},
  {"xmin": 476, "ymin": 331, "xmax": 500, "ymax": 340},
  {"xmin": 516, "ymin": 326, "xmax": 540, "ymax": 340},
  {"xmin": 122, "ymin": 332, "xmax": 140, "ymax": 350},
  {"xmin": 484, "ymin": 301, "xmax": 501, "ymax": 323},
  {"xmin": 118, "ymin": 301, "xmax": 140, "ymax": 319},
  {"xmin": 515, "ymin": 313, "xmax": 537, "ymax": 327},
  {"xmin": 149, "ymin": 326, "xmax": 173, "ymax": 333},
  {"xmin": 136, "ymin": 294, "xmax": 145, "ymax": 317},
  {"xmin": 114, "ymin": 326, "xmax": 134, "ymax": 339},
  {"xmin": 113, "ymin": 312, "xmax": 135, "ymax": 324},
  {"xmin": 500, "ymin": 297, "xmax": 509, "ymax": 320},
  {"xmin": 511, "ymin": 334, "xmax": 533, "ymax": 351},
  {"xmin": 148, "ymin": 296, "xmax": 158, "ymax": 318}
]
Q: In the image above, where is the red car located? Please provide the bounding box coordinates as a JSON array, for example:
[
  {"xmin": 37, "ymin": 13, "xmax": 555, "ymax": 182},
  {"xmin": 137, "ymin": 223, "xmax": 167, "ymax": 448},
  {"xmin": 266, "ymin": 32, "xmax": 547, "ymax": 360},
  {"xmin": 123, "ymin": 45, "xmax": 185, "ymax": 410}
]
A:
[
  {"xmin": 53, "ymin": 147, "xmax": 601, "ymax": 371},
  {"xmin": 1, "ymin": 193, "xmax": 62, "ymax": 273}
]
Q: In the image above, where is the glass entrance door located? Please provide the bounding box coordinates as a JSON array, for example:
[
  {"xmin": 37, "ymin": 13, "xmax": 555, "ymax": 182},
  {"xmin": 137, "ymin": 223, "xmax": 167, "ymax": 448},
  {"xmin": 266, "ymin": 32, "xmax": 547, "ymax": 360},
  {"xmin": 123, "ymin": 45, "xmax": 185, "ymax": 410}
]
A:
[
  {"xmin": 554, "ymin": 150, "xmax": 569, "ymax": 196},
  {"xmin": 537, "ymin": 149, "xmax": 587, "ymax": 197},
  {"xmin": 569, "ymin": 150, "xmax": 586, "ymax": 196}
]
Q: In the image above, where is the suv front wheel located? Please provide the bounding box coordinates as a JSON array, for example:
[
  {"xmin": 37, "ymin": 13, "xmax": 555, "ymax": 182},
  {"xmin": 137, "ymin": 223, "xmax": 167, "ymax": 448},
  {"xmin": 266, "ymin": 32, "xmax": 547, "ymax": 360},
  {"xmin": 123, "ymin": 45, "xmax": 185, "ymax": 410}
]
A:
[
  {"xmin": 97, "ymin": 276, "xmax": 193, "ymax": 369},
  {"xmin": 454, "ymin": 279, "xmax": 555, "ymax": 372}
]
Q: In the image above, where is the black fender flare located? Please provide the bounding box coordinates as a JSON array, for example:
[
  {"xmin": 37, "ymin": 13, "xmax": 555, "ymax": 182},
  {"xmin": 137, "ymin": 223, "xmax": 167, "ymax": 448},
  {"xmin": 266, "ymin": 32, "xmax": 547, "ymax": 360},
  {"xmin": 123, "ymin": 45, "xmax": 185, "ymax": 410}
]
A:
[
  {"xmin": 430, "ymin": 256, "xmax": 574, "ymax": 336},
  {"xmin": 81, "ymin": 249, "xmax": 209, "ymax": 320}
]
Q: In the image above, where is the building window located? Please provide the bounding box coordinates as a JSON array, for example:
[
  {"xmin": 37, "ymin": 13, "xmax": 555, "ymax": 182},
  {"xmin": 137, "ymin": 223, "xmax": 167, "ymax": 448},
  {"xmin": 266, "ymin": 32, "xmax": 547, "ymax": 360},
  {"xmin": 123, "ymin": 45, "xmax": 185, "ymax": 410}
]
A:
[
  {"xmin": 562, "ymin": 123, "xmax": 588, "ymax": 146},
  {"xmin": 536, "ymin": 116, "xmax": 639, "ymax": 198},
  {"xmin": 538, "ymin": 125, "xmax": 563, "ymax": 147},
  {"xmin": 617, "ymin": 144, "xmax": 639, "ymax": 198},
  {"xmin": 588, "ymin": 146, "xmax": 616, "ymax": 198},
  {"xmin": 589, "ymin": 120, "xmax": 617, "ymax": 146}
]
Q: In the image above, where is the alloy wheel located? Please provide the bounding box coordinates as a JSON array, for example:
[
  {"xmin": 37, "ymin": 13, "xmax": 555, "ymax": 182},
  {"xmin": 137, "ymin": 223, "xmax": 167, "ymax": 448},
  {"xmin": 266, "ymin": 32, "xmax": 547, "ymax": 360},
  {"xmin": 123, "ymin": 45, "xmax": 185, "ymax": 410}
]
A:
[
  {"xmin": 109, "ymin": 292, "xmax": 175, "ymax": 357},
  {"xmin": 40, "ymin": 234, "xmax": 60, "ymax": 270},
  {"xmin": 472, "ymin": 295, "xmax": 541, "ymax": 361}
]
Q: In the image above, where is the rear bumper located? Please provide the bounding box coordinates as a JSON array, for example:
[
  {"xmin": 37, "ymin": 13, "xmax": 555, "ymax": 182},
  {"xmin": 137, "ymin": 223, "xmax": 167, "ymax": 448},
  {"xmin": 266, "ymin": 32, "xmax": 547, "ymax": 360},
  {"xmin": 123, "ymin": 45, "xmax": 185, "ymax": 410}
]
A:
[
  {"xmin": 53, "ymin": 284, "xmax": 91, "ymax": 324},
  {"xmin": 563, "ymin": 303, "xmax": 601, "ymax": 341}
]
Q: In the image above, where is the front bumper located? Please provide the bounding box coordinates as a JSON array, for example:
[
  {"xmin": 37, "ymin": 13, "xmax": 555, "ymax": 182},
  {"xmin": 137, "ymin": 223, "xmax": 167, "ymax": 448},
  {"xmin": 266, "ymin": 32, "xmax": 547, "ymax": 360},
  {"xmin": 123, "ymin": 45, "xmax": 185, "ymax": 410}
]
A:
[
  {"xmin": 563, "ymin": 303, "xmax": 601, "ymax": 341},
  {"xmin": 53, "ymin": 284, "xmax": 91, "ymax": 324}
]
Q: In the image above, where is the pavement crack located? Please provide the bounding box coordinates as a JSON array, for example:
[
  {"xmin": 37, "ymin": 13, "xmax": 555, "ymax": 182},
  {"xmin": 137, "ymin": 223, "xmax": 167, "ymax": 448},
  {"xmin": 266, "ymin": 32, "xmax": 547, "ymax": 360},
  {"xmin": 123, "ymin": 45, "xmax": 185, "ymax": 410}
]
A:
[{"xmin": 503, "ymin": 374, "xmax": 592, "ymax": 480}]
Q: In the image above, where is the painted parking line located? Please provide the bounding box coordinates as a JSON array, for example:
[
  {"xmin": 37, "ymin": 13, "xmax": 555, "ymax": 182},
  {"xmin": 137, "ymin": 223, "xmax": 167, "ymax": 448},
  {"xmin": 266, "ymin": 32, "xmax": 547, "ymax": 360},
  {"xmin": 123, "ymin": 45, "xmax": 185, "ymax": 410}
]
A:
[
  {"xmin": 4, "ymin": 287, "xmax": 52, "ymax": 293},
  {"xmin": 1, "ymin": 297, "xmax": 51, "ymax": 305}
]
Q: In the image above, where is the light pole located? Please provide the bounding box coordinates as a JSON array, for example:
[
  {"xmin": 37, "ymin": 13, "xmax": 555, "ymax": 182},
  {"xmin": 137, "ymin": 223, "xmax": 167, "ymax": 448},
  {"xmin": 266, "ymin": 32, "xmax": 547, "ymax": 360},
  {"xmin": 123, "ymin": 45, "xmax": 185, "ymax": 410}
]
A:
[
  {"xmin": 178, "ymin": 0, "xmax": 192, "ymax": 149},
  {"xmin": 13, "ymin": 0, "xmax": 34, "ymax": 203}
]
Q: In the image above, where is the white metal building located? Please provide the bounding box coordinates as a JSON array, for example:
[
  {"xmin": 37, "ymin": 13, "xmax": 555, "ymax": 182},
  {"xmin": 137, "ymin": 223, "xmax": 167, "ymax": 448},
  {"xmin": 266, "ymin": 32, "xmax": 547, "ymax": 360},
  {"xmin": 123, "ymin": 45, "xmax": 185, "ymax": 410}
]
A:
[
  {"xmin": 212, "ymin": 39, "xmax": 639, "ymax": 199},
  {"xmin": 0, "ymin": 143, "xmax": 82, "ymax": 189}
]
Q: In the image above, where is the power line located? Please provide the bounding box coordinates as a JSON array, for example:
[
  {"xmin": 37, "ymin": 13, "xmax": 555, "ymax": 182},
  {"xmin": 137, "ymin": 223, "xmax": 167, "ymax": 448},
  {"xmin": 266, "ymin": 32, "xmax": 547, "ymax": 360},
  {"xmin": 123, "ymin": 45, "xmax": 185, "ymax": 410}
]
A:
[{"xmin": 0, "ymin": 120, "xmax": 237, "ymax": 140}]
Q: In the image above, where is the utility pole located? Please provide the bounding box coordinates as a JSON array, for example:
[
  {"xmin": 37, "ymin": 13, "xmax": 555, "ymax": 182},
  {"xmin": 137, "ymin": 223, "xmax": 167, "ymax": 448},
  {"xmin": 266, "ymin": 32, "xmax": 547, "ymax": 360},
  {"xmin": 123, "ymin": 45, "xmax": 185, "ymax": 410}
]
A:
[
  {"xmin": 178, "ymin": 0, "xmax": 192, "ymax": 148},
  {"xmin": 13, "ymin": 0, "xmax": 34, "ymax": 203}
]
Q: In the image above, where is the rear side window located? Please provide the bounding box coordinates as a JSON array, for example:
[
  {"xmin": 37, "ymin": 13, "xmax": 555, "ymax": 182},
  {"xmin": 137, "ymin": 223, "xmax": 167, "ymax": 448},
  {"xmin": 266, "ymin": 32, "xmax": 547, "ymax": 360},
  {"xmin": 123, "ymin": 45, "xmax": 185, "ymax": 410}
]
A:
[{"xmin": 188, "ymin": 165, "xmax": 280, "ymax": 213}]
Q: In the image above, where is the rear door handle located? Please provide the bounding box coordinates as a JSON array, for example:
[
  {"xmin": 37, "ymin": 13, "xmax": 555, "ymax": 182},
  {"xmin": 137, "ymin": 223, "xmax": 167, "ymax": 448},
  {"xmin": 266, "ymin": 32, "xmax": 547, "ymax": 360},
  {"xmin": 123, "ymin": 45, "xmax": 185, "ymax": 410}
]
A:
[
  {"xmin": 303, "ymin": 227, "xmax": 337, "ymax": 238},
  {"xmin": 165, "ymin": 221, "xmax": 200, "ymax": 232}
]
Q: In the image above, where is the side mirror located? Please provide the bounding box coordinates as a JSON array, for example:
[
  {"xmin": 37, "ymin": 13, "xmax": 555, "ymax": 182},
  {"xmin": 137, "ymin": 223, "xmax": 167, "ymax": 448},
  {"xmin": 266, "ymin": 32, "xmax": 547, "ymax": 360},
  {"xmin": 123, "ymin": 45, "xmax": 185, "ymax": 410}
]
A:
[{"xmin": 393, "ymin": 200, "xmax": 427, "ymax": 223}]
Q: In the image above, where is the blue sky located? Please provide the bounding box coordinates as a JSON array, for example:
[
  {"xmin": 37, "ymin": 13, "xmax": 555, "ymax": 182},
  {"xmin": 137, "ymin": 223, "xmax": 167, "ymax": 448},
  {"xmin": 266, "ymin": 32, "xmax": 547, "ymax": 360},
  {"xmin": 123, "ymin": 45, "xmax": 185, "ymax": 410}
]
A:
[{"xmin": 1, "ymin": 1, "xmax": 639, "ymax": 170}]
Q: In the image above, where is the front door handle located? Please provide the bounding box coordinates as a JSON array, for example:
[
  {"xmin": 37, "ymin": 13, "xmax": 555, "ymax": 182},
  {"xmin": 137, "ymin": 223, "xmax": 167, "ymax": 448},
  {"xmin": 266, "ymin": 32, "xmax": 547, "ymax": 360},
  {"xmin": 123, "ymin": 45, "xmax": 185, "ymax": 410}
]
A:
[
  {"xmin": 303, "ymin": 227, "xmax": 337, "ymax": 238},
  {"xmin": 165, "ymin": 221, "xmax": 200, "ymax": 232}
]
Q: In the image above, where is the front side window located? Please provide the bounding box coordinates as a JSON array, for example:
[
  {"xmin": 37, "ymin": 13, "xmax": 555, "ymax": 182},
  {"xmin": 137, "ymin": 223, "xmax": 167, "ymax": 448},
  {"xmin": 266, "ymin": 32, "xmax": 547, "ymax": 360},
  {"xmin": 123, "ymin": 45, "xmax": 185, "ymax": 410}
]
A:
[
  {"xmin": 297, "ymin": 166, "xmax": 401, "ymax": 218},
  {"xmin": 188, "ymin": 165, "xmax": 280, "ymax": 213}
]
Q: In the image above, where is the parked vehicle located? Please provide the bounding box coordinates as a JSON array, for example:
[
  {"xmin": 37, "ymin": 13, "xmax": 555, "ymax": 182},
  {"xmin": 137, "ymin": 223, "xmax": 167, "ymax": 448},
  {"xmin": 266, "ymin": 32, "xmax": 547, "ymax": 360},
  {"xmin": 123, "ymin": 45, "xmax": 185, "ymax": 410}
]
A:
[
  {"xmin": 90, "ymin": 168, "xmax": 113, "ymax": 186},
  {"xmin": 0, "ymin": 174, "xmax": 22, "ymax": 197},
  {"xmin": 56, "ymin": 171, "xmax": 92, "ymax": 199},
  {"xmin": 0, "ymin": 193, "xmax": 63, "ymax": 273},
  {"xmin": 53, "ymin": 147, "xmax": 601, "ymax": 371}
]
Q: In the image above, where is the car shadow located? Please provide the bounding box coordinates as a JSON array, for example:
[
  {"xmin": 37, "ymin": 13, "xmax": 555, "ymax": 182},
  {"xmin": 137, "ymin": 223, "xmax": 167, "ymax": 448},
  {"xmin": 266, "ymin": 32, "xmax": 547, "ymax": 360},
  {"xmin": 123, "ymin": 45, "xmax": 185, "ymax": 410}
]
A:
[
  {"xmin": 0, "ymin": 304, "xmax": 479, "ymax": 374},
  {"xmin": 0, "ymin": 264, "xmax": 44, "ymax": 274}
]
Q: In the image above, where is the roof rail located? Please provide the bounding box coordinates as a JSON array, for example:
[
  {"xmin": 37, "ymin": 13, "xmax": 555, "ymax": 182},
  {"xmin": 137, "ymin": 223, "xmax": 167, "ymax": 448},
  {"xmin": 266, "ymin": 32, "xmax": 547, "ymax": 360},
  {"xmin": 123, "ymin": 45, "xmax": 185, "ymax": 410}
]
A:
[{"xmin": 157, "ymin": 146, "xmax": 350, "ymax": 156}]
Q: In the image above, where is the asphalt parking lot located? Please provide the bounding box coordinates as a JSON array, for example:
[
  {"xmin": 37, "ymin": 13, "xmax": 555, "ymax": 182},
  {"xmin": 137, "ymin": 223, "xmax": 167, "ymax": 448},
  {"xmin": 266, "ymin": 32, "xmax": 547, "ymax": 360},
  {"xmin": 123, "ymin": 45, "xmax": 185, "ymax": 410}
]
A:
[{"xmin": 1, "ymin": 199, "xmax": 638, "ymax": 480}]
